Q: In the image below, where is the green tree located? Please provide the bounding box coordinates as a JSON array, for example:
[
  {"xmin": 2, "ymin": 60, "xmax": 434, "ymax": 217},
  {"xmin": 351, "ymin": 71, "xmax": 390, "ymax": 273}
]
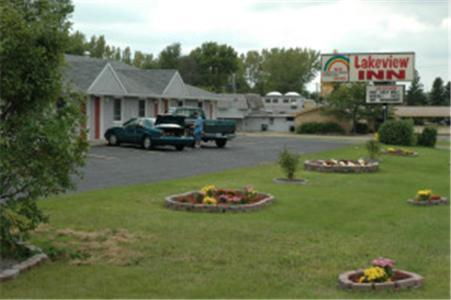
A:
[
  {"xmin": 66, "ymin": 30, "xmax": 86, "ymax": 55},
  {"xmin": 445, "ymin": 81, "xmax": 450, "ymax": 106},
  {"xmin": 114, "ymin": 46, "xmax": 122, "ymax": 61},
  {"xmin": 122, "ymin": 46, "xmax": 132, "ymax": 64},
  {"xmin": 158, "ymin": 43, "xmax": 181, "ymax": 69},
  {"xmin": 260, "ymin": 47, "xmax": 320, "ymax": 94},
  {"xmin": 104, "ymin": 45, "xmax": 114, "ymax": 59},
  {"xmin": 325, "ymin": 83, "xmax": 382, "ymax": 133},
  {"xmin": 178, "ymin": 55, "xmax": 200, "ymax": 84},
  {"xmin": 0, "ymin": 0, "xmax": 88, "ymax": 258},
  {"xmin": 91, "ymin": 35, "xmax": 106, "ymax": 58},
  {"xmin": 142, "ymin": 54, "xmax": 158, "ymax": 69},
  {"xmin": 190, "ymin": 42, "xmax": 239, "ymax": 92},
  {"xmin": 242, "ymin": 50, "xmax": 264, "ymax": 93},
  {"xmin": 429, "ymin": 77, "xmax": 446, "ymax": 106},
  {"xmin": 133, "ymin": 50, "xmax": 145, "ymax": 68},
  {"xmin": 406, "ymin": 71, "xmax": 427, "ymax": 106}
]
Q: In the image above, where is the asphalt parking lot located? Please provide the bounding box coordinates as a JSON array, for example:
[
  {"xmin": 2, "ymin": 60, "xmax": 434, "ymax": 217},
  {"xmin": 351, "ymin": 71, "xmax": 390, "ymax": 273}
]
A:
[{"xmin": 75, "ymin": 135, "xmax": 353, "ymax": 192}]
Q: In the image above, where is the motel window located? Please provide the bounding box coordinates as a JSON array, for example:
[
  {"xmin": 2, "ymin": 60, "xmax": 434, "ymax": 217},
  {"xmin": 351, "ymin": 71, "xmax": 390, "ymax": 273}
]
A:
[
  {"xmin": 138, "ymin": 100, "xmax": 146, "ymax": 117},
  {"xmin": 265, "ymin": 99, "xmax": 271, "ymax": 103},
  {"xmin": 113, "ymin": 99, "xmax": 122, "ymax": 121},
  {"xmin": 283, "ymin": 98, "xmax": 289, "ymax": 103},
  {"xmin": 272, "ymin": 99, "xmax": 278, "ymax": 103},
  {"xmin": 178, "ymin": 100, "xmax": 184, "ymax": 107},
  {"xmin": 269, "ymin": 117, "xmax": 274, "ymax": 125},
  {"xmin": 198, "ymin": 102, "xmax": 203, "ymax": 108}
]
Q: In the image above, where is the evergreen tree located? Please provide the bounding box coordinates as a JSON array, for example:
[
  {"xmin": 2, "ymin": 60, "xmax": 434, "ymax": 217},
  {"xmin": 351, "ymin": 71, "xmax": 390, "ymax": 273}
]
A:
[
  {"xmin": 429, "ymin": 77, "xmax": 446, "ymax": 106},
  {"xmin": 406, "ymin": 71, "xmax": 428, "ymax": 106},
  {"xmin": 444, "ymin": 81, "xmax": 450, "ymax": 106}
]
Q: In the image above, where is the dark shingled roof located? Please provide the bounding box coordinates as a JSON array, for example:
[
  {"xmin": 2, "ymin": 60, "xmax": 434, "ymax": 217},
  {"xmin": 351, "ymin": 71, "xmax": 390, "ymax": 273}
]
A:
[
  {"xmin": 115, "ymin": 69, "xmax": 177, "ymax": 95},
  {"xmin": 63, "ymin": 54, "xmax": 220, "ymax": 100}
]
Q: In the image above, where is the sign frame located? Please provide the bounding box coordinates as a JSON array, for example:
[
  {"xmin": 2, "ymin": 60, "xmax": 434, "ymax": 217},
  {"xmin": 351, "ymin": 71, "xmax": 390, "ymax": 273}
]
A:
[
  {"xmin": 321, "ymin": 52, "xmax": 415, "ymax": 83},
  {"xmin": 365, "ymin": 84, "xmax": 405, "ymax": 104}
]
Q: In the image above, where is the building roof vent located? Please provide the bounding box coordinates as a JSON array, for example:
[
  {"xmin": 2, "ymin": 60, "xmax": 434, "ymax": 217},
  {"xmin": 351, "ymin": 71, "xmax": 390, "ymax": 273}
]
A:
[{"xmin": 266, "ymin": 91, "xmax": 282, "ymax": 96}]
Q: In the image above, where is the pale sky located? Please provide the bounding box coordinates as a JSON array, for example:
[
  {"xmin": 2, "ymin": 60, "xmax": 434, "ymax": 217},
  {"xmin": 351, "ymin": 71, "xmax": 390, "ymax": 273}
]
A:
[{"xmin": 71, "ymin": 0, "xmax": 449, "ymax": 92}]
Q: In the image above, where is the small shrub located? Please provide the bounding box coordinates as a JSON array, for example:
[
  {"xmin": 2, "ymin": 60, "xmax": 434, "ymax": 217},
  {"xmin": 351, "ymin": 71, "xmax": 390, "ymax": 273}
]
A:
[
  {"xmin": 278, "ymin": 147, "xmax": 300, "ymax": 180},
  {"xmin": 297, "ymin": 122, "xmax": 345, "ymax": 134},
  {"xmin": 355, "ymin": 122, "xmax": 369, "ymax": 134},
  {"xmin": 417, "ymin": 126, "xmax": 437, "ymax": 147},
  {"xmin": 366, "ymin": 140, "xmax": 381, "ymax": 160},
  {"xmin": 378, "ymin": 119, "xmax": 415, "ymax": 146}
]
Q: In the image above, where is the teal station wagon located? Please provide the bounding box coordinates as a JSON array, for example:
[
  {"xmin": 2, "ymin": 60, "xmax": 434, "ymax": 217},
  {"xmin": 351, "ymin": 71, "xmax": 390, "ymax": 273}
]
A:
[{"xmin": 104, "ymin": 117, "xmax": 194, "ymax": 151}]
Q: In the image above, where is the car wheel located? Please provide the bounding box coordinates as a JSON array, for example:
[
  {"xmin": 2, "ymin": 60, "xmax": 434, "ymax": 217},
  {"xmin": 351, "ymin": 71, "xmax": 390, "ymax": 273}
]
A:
[
  {"xmin": 108, "ymin": 134, "xmax": 119, "ymax": 146},
  {"xmin": 175, "ymin": 145, "xmax": 184, "ymax": 151},
  {"xmin": 215, "ymin": 139, "xmax": 227, "ymax": 148},
  {"xmin": 142, "ymin": 136, "xmax": 152, "ymax": 150}
]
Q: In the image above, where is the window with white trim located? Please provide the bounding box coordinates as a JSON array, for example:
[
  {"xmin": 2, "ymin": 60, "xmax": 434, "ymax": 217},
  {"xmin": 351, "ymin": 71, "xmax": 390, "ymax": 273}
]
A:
[
  {"xmin": 138, "ymin": 100, "xmax": 146, "ymax": 117},
  {"xmin": 113, "ymin": 99, "xmax": 122, "ymax": 121}
]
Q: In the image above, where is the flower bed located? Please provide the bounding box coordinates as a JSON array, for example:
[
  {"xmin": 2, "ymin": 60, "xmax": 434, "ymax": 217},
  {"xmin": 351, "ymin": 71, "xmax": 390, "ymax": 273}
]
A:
[
  {"xmin": 407, "ymin": 189, "xmax": 449, "ymax": 206},
  {"xmin": 304, "ymin": 159, "xmax": 378, "ymax": 173},
  {"xmin": 338, "ymin": 258, "xmax": 423, "ymax": 291},
  {"xmin": 165, "ymin": 185, "xmax": 274, "ymax": 213},
  {"xmin": 382, "ymin": 147, "xmax": 417, "ymax": 157}
]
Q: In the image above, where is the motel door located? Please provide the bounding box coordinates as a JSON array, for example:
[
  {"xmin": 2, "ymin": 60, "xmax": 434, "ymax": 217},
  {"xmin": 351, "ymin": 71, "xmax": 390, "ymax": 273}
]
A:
[{"xmin": 93, "ymin": 96, "xmax": 101, "ymax": 139}]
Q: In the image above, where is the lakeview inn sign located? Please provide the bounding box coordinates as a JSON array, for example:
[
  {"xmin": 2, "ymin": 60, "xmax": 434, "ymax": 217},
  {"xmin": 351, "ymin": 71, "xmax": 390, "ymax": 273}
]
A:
[{"xmin": 321, "ymin": 52, "xmax": 415, "ymax": 82}]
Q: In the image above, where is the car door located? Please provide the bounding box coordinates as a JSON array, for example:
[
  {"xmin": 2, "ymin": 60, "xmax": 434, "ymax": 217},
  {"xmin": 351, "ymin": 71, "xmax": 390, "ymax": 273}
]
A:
[{"xmin": 123, "ymin": 119, "xmax": 138, "ymax": 143}]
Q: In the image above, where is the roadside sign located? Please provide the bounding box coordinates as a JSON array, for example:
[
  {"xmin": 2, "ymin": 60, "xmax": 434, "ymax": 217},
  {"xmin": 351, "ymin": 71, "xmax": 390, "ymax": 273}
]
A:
[
  {"xmin": 321, "ymin": 52, "xmax": 415, "ymax": 83},
  {"xmin": 366, "ymin": 85, "xmax": 404, "ymax": 104}
]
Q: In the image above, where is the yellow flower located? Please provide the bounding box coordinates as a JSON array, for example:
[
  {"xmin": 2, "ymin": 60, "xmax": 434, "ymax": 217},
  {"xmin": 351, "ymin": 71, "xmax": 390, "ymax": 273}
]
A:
[
  {"xmin": 387, "ymin": 147, "xmax": 395, "ymax": 152},
  {"xmin": 374, "ymin": 132, "xmax": 380, "ymax": 142},
  {"xmin": 362, "ymin": 266, "xmax": 387, "ymax": 282},
  {"xmin": 200, "ymin": 185, "xmax": 216, "ymax": 195},
  {"xmin": 202, "ymin": 196, "xmax": 217, "ymax": 205}
]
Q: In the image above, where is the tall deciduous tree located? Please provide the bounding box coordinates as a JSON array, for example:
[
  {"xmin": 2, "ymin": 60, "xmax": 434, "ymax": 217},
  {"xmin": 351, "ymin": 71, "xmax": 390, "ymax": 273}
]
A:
[
  {"xmin": 178, "ymin": 55, "xmax": 200, "ymax": 84},
  {"xmin": 133, "ymin": 50, "xmax": 145, "ymax": 68},
  {"xmin": 190, "ymin": 42, "xmax": 239, "ymax": 92},
  {"xmin": 406, "ymin": 71, "xmax": 428, "ymax": 106},
  {"xmin": 429, "ymin": 77, "xmax": 446, "ymax": 106},
  {"xmin": 122, "ymin": 46, "xmax": 132, "ymax": 64},
  {"xmin": 158, "ymin": 43, "xmax": 181, "ymax": 69},
  {"xmin": 142, "ymin": 54, "xmax": 158, "ymax": 69},
  {"xmin": 260, "ymin": 47, "xmax": 320, "ymax": 94},
  {"xmin": 0, "ymin": 0, "xmax": 88, "ymax": 257},
  {"xmin": 325, "ymin": 83, "xmax": 382, "ymax": 133}
]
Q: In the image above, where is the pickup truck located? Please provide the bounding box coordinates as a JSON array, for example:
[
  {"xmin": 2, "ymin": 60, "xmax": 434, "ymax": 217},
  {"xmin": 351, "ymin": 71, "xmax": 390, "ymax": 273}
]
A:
[
  {"xmin": 104, "ymin": 117, "xmax": 194, "ymax": 151},
  {"xmin": 169, "ymin": 107, "xmax": 236, "ymax": 148}
]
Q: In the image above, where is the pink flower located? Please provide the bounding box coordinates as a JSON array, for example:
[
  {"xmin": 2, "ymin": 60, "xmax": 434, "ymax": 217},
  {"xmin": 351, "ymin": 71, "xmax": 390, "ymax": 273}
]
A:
[{"xmin": 372, "ymin": 257, "xmax": 395, "ymax": 268}]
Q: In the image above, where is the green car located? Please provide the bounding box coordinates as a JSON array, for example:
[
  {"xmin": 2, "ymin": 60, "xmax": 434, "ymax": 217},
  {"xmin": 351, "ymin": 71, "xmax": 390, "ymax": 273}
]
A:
[{"xmin": 104, "ymin": 117, "xmax": 194, "ymax": 151}]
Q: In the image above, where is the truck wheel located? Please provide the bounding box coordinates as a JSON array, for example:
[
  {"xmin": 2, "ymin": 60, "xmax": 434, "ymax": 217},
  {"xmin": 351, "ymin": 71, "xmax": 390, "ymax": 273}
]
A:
[
  {"xmin": 215, "ymin": 139, "xmax": 227, "ymax": 148},
  {"xmin": 175, "ymin": 145, "xmax": 184, "ymax": 151},
  {"xmin": 108, "ymin": 134, "xmax": 119, "ymax": 146},
  {"xmin": 142, "ymin": 136, "xmax": 152, "ymax": 150}
]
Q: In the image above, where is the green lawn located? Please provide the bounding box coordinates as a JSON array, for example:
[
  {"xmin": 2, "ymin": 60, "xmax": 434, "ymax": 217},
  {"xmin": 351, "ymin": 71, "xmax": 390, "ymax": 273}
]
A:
[{"xmin": 1, "ymin": 145, "xmax": 449, "ymax": 298}]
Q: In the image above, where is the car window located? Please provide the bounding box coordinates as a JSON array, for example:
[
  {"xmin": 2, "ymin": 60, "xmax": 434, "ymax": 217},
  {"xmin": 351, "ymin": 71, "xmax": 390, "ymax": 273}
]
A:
[
  {"xmin": 124, "ymin": 118, "xmax": 138, "ymax": 127},
  {"xmin": 143, "ymin": 119, "xmax": 154, "ymax": 128}
]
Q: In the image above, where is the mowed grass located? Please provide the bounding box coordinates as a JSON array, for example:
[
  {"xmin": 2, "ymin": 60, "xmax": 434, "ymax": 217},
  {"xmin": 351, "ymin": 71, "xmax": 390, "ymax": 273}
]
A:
[{"xmin": 1, "ymin": 145, "xmax": 449, "ymax": 298}]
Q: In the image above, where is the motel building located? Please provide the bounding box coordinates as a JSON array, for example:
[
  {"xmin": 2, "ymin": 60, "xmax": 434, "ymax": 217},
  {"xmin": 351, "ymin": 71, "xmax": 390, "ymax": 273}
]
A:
[{"xmin": 64, "ymin": 55, "xmax": 222, "ymax": 141}]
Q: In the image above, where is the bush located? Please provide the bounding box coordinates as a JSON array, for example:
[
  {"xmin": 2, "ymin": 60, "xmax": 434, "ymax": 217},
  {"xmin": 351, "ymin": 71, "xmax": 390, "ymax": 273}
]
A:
[
  {"xmin": 278, "ymin": 147, "xmax": 299, "ymax": 180},
  {"xmin": 296, "ymin": 122, "xmax": 345, "ymax": 134},
  {"xmin": 378, "ymin": 120, "xmax": 415, "ymax": 146},
  {"xmin": 355, "ymin": 122, "xmax": 369, "ymax": 134},
  {"xmin": 366, "ymin": 140, "xmax": 381, "ymax": 160},
  {"xmin": 417, "ymin": 126, "xmax": 437, "ymax": 147}
]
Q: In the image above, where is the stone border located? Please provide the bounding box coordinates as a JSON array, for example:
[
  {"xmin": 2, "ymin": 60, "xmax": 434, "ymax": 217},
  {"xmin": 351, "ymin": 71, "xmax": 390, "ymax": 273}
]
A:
[
  {"xmin": 165, "ymin": 191, "xmax": 274, "ymax": 213},
  {"xmin": 272, "ymin": 178, "xmax": 308, "ymax": 185},
  {"xmin": 0, "ymin": 245, "xmax": 48, "ymax": 283},
  {"xmin": 338, "ymin": 269, "xmax": 423, "ymax": 291},
  {"xmin": 304, "ymin": 160, "xmax": 379, "ymax": 173},
  {"xmin": 382, "ymin": 150, "xmax": 418, "ymax": 157},
  {"xmin": 407, "ymin": 197, "xmax": 448, "ymax": 206}
]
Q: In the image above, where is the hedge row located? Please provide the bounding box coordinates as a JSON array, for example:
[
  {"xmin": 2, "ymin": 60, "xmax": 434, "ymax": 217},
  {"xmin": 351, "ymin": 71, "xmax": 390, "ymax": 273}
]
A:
[{"xmin": 296, "ymin": 122, "xmax": 345, "ymax": 134}]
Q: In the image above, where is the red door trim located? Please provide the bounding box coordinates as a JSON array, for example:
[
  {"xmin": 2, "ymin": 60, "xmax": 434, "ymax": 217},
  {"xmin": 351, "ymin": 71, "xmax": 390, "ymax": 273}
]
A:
[{"xmin": 94, "ymin": 96, "xmax": 101, "ymax": 139}]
